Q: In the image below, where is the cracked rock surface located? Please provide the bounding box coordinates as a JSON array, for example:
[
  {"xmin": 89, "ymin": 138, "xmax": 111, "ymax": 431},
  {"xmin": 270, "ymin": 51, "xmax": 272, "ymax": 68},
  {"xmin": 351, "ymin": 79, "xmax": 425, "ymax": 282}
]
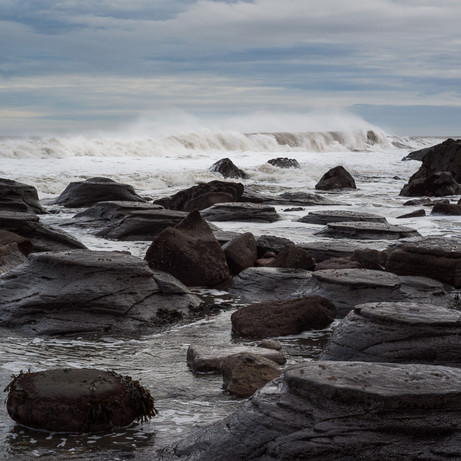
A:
[{"xmin": 0, "ymin": 249, "xmax": 204, "ymax": 336}]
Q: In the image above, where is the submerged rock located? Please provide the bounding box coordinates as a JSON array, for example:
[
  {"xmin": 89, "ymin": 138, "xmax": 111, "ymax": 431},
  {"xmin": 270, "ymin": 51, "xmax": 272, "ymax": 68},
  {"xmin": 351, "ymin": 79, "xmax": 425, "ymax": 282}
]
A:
[
  {"xmin": 158, "ymin": 361, "xmax": 461, "ymax": 460},
  {"xmin": 321, "ymin": 302, "xmax": 461, "ymax": 366},
  {"xmin": 0, "ymin": 178, "xmax": 45, "ymax": 214},
  {"xmin": 267, "ymin": 157, "xmax": 300, "ymax": 169},
  {"xmin": 6, "ymin": 368, "xmax": 156, "ymax": 432},
  {"xmin": 315, "ymin": 165, "xmax": 356, "ymax": 190},
  {"xmin": 54, "ymin": 177, "xmax": 146, "ymax": 208},
  {"xmin": 0, "ymin": 249, "xmax": 204, "ymax": 336}
]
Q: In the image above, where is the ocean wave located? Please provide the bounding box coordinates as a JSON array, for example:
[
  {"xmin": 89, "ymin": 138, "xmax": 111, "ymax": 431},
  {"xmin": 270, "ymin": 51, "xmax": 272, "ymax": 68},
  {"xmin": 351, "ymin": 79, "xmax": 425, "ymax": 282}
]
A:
[{"xmin": 0, "ymin": 128, "xmax": 396, "ymax": 159}]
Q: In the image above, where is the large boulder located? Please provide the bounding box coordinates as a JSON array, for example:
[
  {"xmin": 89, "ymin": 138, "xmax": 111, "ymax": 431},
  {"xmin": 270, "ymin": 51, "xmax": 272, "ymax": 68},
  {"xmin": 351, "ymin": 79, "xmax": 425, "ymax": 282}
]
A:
[
  {"xmin": 0, "ymin": 178, "xmax": 45, "ymax": 213},
  {"xmin": 400, "ymin": 171, "xmax": 461, "ymax": 197},
  {"xmin": 231, "ymin": 296, "xmax": 337, "ymax": 338},
  {"xmin": 53, "ymin": 177, "xmax": 146, "ymax": 208},
  {"xmin": 321, "ymin": 302, "xmax": 461, "ymax": 366},
  {"xmin": 0, "ymin": 211, "xmax": 86, "ymax": 252},
  {"xmin": 158, "ymin": 361, "xmax": 461, "ymax": 460},
  {"xmin": 0, "ymin": 249, "xmax": 204, "ymax": 336},
  {"xmin": 145, "ymin": 210, "xmax": 230, "ymax": 287},
  {"xmin": 266, "ymin": 243, "xmax": 315, "ymax": 270},
  {"xmin": 209, "ymin": 158, "xmax": 248, "ymax": 179},
  {"xmin": 315, "ymin": 166, "xmax": 356, "ymax": 190},
  {"xmin": 6, "ymin": 368, "xmax": 156, "ymax": 432},
  {"xmin": 385, "ymin": 237, "xmax": 461, "ymax": 288},
  {"xmin": 431, "ymin": 202, "xmax": 461, "ymax": 215},
  {"xmin": 222, "ymin": 232, "xmax": 257, "ymax": 275},
  {"xmin": 154, "ymin": 180, "xmax": 244, "ymax": 212},
  {"xmin": 201, "ymin": 202, "xmax": 280, "ymax": 223}
]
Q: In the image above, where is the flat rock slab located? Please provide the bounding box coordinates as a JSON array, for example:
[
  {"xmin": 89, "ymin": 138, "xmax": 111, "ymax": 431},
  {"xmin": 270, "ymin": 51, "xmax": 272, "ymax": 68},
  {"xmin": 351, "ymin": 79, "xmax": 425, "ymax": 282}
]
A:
[
  {"xmin": 385, "ymin": 237, "xmax": 461, "ymax": 288},
  {"xmin": 0, "ymin": 211, "xmax": 86, "ymax": 252},
  {"xmin": 316, "ymin": 221, "xmax": 421, "ymax": 240},
  {"xmin": 298, "ymin": 210, "xmax": 387, "ymax": 225},
  {"xmin": 97, "ymin": 209, "xmax": 188, "ymax": 241},
  {"xmin": 158, "ymin": 361, "xmax": 461, "ymax": 460},
  {"xmin": 6, "ymin": 368, "xmax": 156, "ymax": 432},
  {"xmin": 321, "ymin": 302, "xmax": 461, "ymax": 366},
  {"xmin": 265, "ymin": 191, "xmax": 344, "ymax": 206},
  {"xmin": 187, "ymin": 344, "xmax": 286, "ymax": 373},
  {"xmin": 0, "ymin": 249, "xmax": 204, "ymax": 336},
  {"xmin": 201, "ymin": 202, "xmax": 280, "ymax": 222}
]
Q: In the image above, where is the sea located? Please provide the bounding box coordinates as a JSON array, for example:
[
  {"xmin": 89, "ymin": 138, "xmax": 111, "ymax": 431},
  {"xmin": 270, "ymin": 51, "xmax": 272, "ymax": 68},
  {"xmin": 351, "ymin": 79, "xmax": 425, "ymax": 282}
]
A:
[{"xmin": 0, "ymin": 120, "xmax": 459, "ymax": 460}]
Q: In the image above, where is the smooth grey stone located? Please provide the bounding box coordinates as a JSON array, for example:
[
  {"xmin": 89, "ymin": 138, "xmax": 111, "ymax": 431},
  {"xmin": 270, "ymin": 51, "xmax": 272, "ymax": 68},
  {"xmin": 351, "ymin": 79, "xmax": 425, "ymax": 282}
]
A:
[{"xmin": 298, "ymin": 210, "xmax": 387, "ymax": 225}]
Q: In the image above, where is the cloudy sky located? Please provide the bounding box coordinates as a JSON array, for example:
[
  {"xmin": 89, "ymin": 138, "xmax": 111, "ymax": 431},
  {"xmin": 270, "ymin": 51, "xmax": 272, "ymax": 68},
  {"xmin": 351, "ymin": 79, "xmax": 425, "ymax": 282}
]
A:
[{"xmin": 1, "ymin": 0, "xmax": 460, "ymax": 136}]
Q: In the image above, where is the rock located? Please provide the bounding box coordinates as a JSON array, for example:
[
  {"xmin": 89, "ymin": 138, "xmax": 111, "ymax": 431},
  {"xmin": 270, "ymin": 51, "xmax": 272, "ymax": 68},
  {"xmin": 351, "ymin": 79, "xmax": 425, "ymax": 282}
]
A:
[
  {"xmin": 53, "ymin": 177, "xmax": 146, "ymax": 208},
  {"xmin": 222, "ymin": 232, "xmax": 257, "ymax": 275},
  {"xmin": 385, "ymin": 237, "xmax": 461, "ymax": 288},
  {"xmin": 145, "ymin": 210, "xmax": 230, "ymax": 287},
  {"xmin": 267, "ymin": 157, "xmax": 300, "ymax": 169},
  {"xmin": 315, "ymin": 166, "xmax": 356, "ymax": 190},
  {"xmin": 351, "ymin": 248, "xmax": 389, "ymax": 270},
  {"xmin": 186, "ymin": 344, "xmax": 286, "ymax": 374},
  {"xmin": 154, "ymin": 180, "xmax": 244, "ymax": 211},
  {"xmin": 201, "ymin": 202, "xmax": 280, "ymax": 223},
  {"xmin": 221, "ymin": 353, "xmax": 282, "ymax": 397},
  {"xmin": 0, "ymin": 229, "xmax": 33, "ymax": 255},
  {"xmin": 431, "ymin": 203, "xmax": 461, "ymax": 215},
  {"xmin": 0, "ymin": 243, "xmax": 28, "ymax": 274},
  {"xmin": 266, "ymin": 191, "xmax": 344, "ymax": 206},
  {"xmin": 158, "ymin": 361, "xmax": 461, "ymax": 461},
  {"xmin": 321, "ymin": 302, "xmax": 461, "ymax": 366},
  {"xmin": 298, "ymin": 210, "xmax": 387, "ymax": 225},
  {"xmin": 267, "ymin": 243, "xmax": 315, "ymax": 270},
  {"xmin": 314, "ymin": 257, "xmax": 362, "ymax": 271},
  {"xmin": 316, "ymin": 221, "xmax": 421, "ymax": 240},
  {"xmin": 400, "ymin": 171, "xmax": 461, "ymax": 197},
  {"xmin": 97, "ymin": 209, "xmax": 188, "ymax": 241},
  {"xmin": 401, "ymin": 146, "xmax": 432, "ymax": 161},
  {"xmin": 5, "ymin": 368, "xmax": 156, "ymax": 432},
  {"xmin": 256, "ymin": 234, "xmax": 294, "ymax": 258},
  {"xmin": 258, "ymin": 339, "xmax": 282, "ymax": 351},
  {"xmin": 229, "ymin": 267, "xmax": 314, "ymax": 303},
  {"xmin": 209, "ymin": 158, "xmax": 248, "ymax": 179},
  {"xmin": 0, "ymin": 211, "xmax": 86, "ymax": 252},
  {"xmin": 396, "ymin": 209, "xmax": 426, "ymax": 218},
  {"xmin": 0, "ymin": 178, "xmax": 45, "ymax": 213},
  {"xmin": 0, "ymin": 249, "xmax": 204, "ymax": 336},
  {"xmin": 403, "ymin": 198, "xmax": 436, "ymax": 206},
  {"xmin": 231, "ymin": 296, "xmax": 337, "ymax": 338}
]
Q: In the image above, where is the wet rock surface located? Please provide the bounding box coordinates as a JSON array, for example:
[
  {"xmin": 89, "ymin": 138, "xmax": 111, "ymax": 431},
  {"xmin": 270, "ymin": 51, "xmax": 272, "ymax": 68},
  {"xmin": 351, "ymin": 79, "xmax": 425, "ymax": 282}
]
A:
[
  {"xmin": 222, "ymin": 232, "xmax": 257, "ymax": 275},
  {"xmin": 201, "ymin": 202, "xmax": 280, "ymax": 222},
  {"xmin": 267, "ymin": 157, "xmax": 300, "ymax": 169},
  {"xmin": 209, "ymin": 158, "xmax": 248, "ymax": 179},
  {"xmin": 0, "ymin": 242, "xmax": 28, "ymax": 275},
  {"xmin": 53, "ymin": 177, "xmax": 146, "ymax": 208},
  {"xmin": 400, "ymin": 171, "xmax": 461, "ymax": 197},
  {"xmin": 321, "ymin": 302, "xmax": 461, "ymax": 366},
  {"xmin": 159, "ymin": 361, "xmax": 461, "ymax": 460},
  {"xmin": 315, "ymin": 165, "xmax": 356, "ymax": 190},
  {"xmin": 186, "ymin": 344, "xmax": 286, "ymax": 374},
  {"xmin": 0, "ymin": 249, "xmax": 204, "ymax": 336},
  {"xmin": 6, "ymin": 368, "xmax": 156, "ymax": 432},
  {"xmin": 298, "ymin": 210, "xmax": 387, "ymax": 225},
  {"xmin": 266, "ymin": 243, "xmax": 315, "ymax": 270},
  {"xmin": 316, "ymin": 221, "xmax": 421, "ymax": 240},
  {"xmin": 0, "ymin": 178, "xmax": 45, "ymax": 214},
  {"xmin": 266, "ymin": 191, "xmax": 344, "ymax": 206}
]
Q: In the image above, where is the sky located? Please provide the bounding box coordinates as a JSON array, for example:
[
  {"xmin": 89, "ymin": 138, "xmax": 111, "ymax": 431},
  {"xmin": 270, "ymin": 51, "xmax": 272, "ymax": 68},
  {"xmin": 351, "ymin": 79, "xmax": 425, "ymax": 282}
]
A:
[{"xmin": 1, "ymin": 0, "xmax": 460, "ymax": 136}]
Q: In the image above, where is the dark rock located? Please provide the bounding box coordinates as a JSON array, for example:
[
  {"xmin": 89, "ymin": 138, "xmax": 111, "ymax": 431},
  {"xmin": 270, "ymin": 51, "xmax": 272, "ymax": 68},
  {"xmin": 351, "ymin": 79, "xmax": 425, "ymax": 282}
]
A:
[
  {"xmin": 158, "ymin": 361, "xmax": 461, "ymax": 461},
  {"xmin": 201, "ymin": 202, "xmax": 280, "ymax": 222},
  {"xmin": 154, "ymin": 180, "xmax": 244, "ymax": 212},
  {"xmin": 97, "ymin": 209, "xmax": 188, "ymax": 241},
  {"xmin": 145, "ymin": 210, "xmax": 230, "ymax": 287},
  {"xmin": 186, "ymin": 344, "xmax": 286, "ymax": 374},
  {"xmin": 222, "ymin": 232, "xmax": 257, "ymax": 275},
  {"xmin": 431, "ymin": 203, "xmax": 461, "ymax": 215},
  {"xmin": 385, "ymin": 237, "xmax": 461, "ymax": 288},
  {"xmin": 256, "ymin": 234, "xmax": 294, "ymax": 258},
  {"xmin": 221, "ymin": 353, "xmax": 282, "ymax": 397},
  {"xmin": 0, "ymin": 229, "xmax": 33, "ymax": 255},
  {"xmin": 314, "ymin": 257, "xmax": 362, "ymax": 271},
  {"xmin": 209, "ymin": 158, "xmax": 248, "ymax": 179},
  {"xmin": 267, "ymin": 157, "xmax": 300, "ymax": 169},
  {"xmin": 401, "ymin": 146, "xmax": 431, "ymax": 161},
  {"xmin": 266, "ymin": 191, "xmax": 344, "ymax": 206},
  {"xmin": 0, "ymin": 243, "xmax": 28, "ymax": 274},
  {"xmin": 231, "ymin": 296, "xmax": 337, "ymax": 338},
  {"xmin": 6, "ymin": 368, "xmax": 156, "ymax": 432},
  {"xmin": 396, "ymin": 209, "xmax": 426, "ymax": 218},
  {"xmin": 403, "ymin": 198, "xmax": 436, "ymax": 206},
  {"xmin": 258, "ymin": 339, "xmax": 282, "ymax": 351},
  {"xmin": 0, "ymin": 249, "xmax": 204, "ymax": 336},
  {"xmin": 53, "ymin": 177, "xmax": 146, "ymax": 208},
  {"xmin": 0, "ymin": 178, "xmax": 45, "ymax": 213},
  {"xmin": 298, "ymin": 210, "xmax": 387, "ymax": 225},
  {"xmin": 315, "ymin": 166, "xmax": 356, "ymax": 190},
  {"xmin": 351, "ymin": 248, "xmax": 389, "ymax": 270},
  {"xmin": 316, "ymin": 221, "xmax": 420, "ymax": 240},
  {"xmin": 400, "ymin": 171, "xmax": 461, "ymax": 197},
  {"xmin": 267, "ymin": 243, "xmax": 315, "ymax": 270},
  {"xmin": 321, "ymin": 302, "xmax": 461, "ymax": 366},
  {"xmin": 0, "ymin": 211, "xmax": 86, "ymax": 252}
]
